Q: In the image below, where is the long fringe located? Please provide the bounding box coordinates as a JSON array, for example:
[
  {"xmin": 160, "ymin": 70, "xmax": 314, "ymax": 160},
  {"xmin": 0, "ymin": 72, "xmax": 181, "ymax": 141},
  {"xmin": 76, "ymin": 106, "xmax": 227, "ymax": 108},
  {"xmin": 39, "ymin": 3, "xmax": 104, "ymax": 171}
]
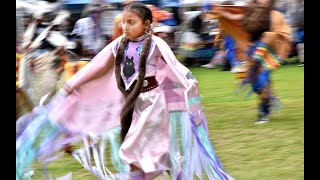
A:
[
  {"xmin": 168, "ymin": 111, "xmax": 231, "ymax": 180},
  {"xmin": 17, "ymin": 109, "xmax": 232, "ymax": 180},
  {"xmin": 16, "ymin": 106, "xmax": 66, "ymax": 180}
]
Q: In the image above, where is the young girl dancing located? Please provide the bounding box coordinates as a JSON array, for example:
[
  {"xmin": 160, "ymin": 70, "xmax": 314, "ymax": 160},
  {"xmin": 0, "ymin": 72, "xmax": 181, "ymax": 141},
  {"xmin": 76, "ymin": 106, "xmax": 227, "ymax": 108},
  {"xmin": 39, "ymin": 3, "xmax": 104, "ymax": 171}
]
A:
[{"xmin": 17, "ymin": 2, "xmax": 233, "ymax": 180}]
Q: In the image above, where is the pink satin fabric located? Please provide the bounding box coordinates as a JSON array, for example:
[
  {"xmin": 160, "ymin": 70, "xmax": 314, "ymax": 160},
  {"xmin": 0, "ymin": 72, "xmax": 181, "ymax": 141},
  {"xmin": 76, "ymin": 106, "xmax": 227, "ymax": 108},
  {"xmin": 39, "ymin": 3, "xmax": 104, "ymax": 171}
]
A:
[
  {"xmin": 48, "ymin": 35, "xmax": 192, "ymax": 133},
  {"xmin": 119, "ymin": 87, "xmax": 171, "ymax": 173},
  {"xmin": 44, "ymin": 35, "xmax": 206, "ymax": 178}
]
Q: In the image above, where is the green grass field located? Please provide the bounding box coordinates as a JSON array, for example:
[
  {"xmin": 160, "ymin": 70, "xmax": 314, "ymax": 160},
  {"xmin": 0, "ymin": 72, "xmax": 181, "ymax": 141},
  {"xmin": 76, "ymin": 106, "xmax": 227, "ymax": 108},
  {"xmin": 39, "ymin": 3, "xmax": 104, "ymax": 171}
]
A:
[{"xmin": 31, "ymin": 64, "xmax": 304, "ymax": 180}]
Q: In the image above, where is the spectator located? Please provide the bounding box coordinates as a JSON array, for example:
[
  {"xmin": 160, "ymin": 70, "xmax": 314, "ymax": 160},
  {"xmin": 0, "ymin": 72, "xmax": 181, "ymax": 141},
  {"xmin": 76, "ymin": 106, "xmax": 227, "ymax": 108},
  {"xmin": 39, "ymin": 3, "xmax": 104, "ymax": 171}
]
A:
[
  {"xmin": 70, "ymin": 1, "xmax": 106, "ymax": 58},
  {"xmin": 287, "ymin": 0, "xmax": 304, "ymax": 66},
  {"xmin": 160, "ymin": 0, "xmax": 182, "ymax": 26}
]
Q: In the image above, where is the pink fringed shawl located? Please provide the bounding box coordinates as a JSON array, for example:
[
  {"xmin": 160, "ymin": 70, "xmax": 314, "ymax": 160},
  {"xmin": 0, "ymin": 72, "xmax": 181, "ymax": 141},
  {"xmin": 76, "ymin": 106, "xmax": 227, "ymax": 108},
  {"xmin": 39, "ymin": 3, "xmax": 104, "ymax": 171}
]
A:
[{"xmin": 48, "ymin": 35, "xmax": 199, "ymax": 133}]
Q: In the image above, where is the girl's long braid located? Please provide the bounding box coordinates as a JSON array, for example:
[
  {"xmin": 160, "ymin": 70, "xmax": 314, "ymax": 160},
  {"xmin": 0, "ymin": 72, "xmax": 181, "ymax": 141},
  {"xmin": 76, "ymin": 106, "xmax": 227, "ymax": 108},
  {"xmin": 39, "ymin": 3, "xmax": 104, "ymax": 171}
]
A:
[
  {"xmin": 115, "ymin": 32, "xmax": 152, "ymax": 142},
  {"xmin": 116, "ymin": 1, "xmax": 154, "ymax": 142},
  {"xmin": 115, "ymin": 37, "xmax": 130, "ymax": 96}
]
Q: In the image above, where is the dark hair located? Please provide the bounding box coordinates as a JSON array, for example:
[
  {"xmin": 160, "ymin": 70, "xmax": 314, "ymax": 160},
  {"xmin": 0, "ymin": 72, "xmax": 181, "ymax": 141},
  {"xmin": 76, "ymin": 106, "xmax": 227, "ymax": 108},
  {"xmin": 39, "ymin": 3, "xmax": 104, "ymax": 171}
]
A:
[
  {"xmin": 116, "ymin": 2, "xmax": 153, "ymax": 142},
  {"xmin": 124, "ymin": 2, "xmax": 153, "ymax": 24},
  {"xmin": 116, "ymin": 34, "xmax": 153, "ymax": 142},
  {"xmin": 242, "ymin": 4, "xmax": 271, "ymax": 41}
]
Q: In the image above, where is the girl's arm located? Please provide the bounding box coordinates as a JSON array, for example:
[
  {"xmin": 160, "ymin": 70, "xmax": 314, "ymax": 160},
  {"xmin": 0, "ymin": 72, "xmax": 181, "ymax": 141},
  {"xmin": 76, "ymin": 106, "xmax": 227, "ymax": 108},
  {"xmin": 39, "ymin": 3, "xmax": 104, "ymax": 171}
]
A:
[{"xmin": 63, "ymin": 52, "xmax": 115, "ymax": 95}]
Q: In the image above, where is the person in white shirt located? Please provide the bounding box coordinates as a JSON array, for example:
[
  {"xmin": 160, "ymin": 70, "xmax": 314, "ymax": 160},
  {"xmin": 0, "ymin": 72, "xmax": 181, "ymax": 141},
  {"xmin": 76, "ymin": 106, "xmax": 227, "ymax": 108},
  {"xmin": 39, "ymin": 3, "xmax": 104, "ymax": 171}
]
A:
[{"xmin": 71, "ymin": 2, "xmax": 106, "ymax": 58}]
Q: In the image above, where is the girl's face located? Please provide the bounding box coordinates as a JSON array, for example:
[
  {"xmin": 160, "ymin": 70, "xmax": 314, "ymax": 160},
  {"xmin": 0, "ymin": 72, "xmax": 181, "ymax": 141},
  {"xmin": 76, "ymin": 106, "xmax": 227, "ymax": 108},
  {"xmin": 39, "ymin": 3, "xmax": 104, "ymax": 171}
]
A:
[
  {"xmin": 256, "ymin": 0, "xmax": 271, "ymax": 6},
  {"xmin": 122, "ymin": 10, "xmax": 150, "ymax": 40}
]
